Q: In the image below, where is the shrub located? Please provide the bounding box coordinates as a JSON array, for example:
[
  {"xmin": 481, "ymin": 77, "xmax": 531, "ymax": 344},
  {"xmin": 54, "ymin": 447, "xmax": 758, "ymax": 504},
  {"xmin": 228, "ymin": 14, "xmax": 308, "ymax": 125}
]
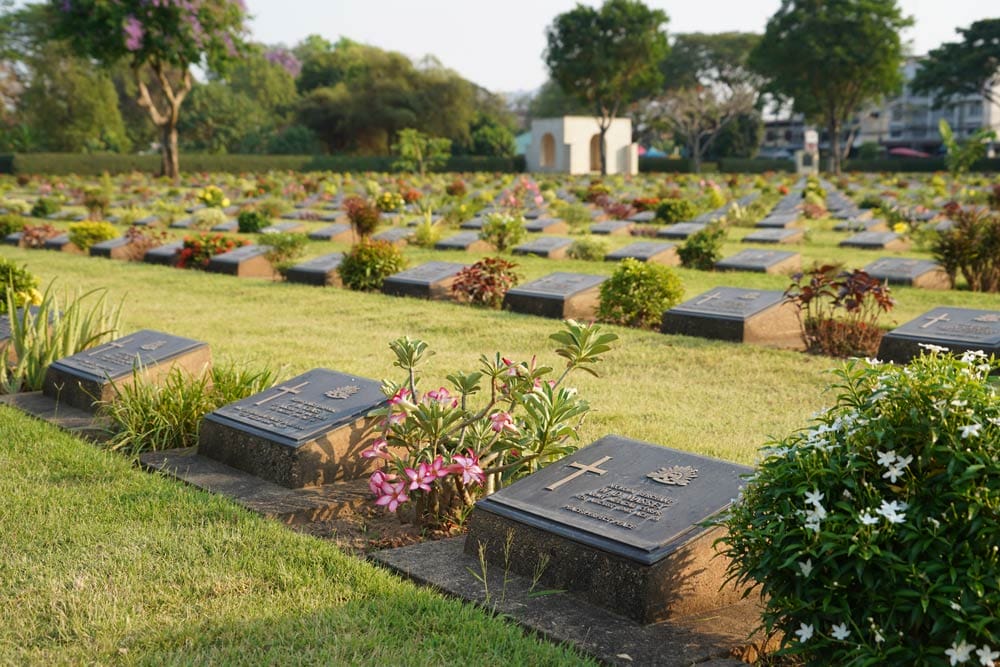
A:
[
  {"xmin": 479, "ymin": 211, "xmax": 525, "ymax": 252},
  {"xmin": 933, "ymin": 204, "xmax": 1000, "ymax": 292},
  {"xmin": 655, "ymin": 198, "xmax": 698, "ymax": 223},
  {"xmin": 20, "ymin": 223, "xmax": 59, "ymax": 248},
  {"xmin": 337, "ymin": 238, "xmax": 407, "ymax": 291},
  {"xmin": 567, "ymin": 237, "xmax": 609, "ymax": 261},
  {"xmin": 375, "ymin": 191, "xmax": 405, "ymax": 212},
  {"xmin": 410, "ymin": 217, "xmax": 442, "ymax": 249},
  {"xmin": 152, "ymin": 199, "xmax": 186, "ymax": 226},
  {"xmin": 0, "ymin": 213, "xmax": 27, "ymax": 238},
  {"xmin": 261, "ymin": 231, "xmax": 308, "ymax": 278},
  {"xmin": 256, "ymin": 197, "xmax": 290, "ymax": 220},
  {"xmin": 677, "ymin": 223, "xmax": 726, "ymax": 270},
  {"xmin": 450, "ymin": 256, "xmax": 521, "ymax": 309},
  {"xmin": 0, "ymin": 283, "xmax": 122, "ymax": 393},
  {"xmin": 192, "ymin": 207, "xmax": 228, "ymax": 230},
  {"xmin": 719, "ymin": 350, "xmax": 1000, "ymax": 665},
  {"xmin": 237, "ymin": 207, "xmax": 270, "ymax": 234},
  {"xmin": 597, "ymin": 258, "xmax": 684, "ymax": 330},
  {"xmin": 177, "ymin": 233, "xmax": 248, "ymax": 270},
  {"xmin": 343, "ymin": 196, "xmax": 381, "ymax": 238},
  {"xmin": 101, "ymin": 362, "xmax": 276, "ymax": 457},
  {"xmin": 784, "ymin": 265, "xmax": 895, "ymax": 357},
  {"xmin": 82, "ymin": 186, "xmax": 111, "ymax": 219},
  {"xmin": 445, "ymin": 178, "xmax": 467, "ymax": 197},
  {"xmin": 67, "ymin": 221, "xmax": 118, "ymax": 251},
  {"xmin": 30, "ymin": 196, "xmax": 61, "ymax": 218},
  {"xmin": 0, "ymin": 258, "xmax": 41, "ymax": 314},
  {"xmin": 551, "ymin": 200, "xmax": 592, "ymax": 228},
  {"xmin": 196, "ymin": 185, "xmax": 229, "ymax": 208},
  {"xmin": 631, "ymin": 197, "xmax": 660, "ymax": 212},
  {"xmin": 365, "ymin": 320, "xmax": 618, "ymax": 528},
  {"xmin": 121, "ymin": 225, "xmax": 168, "ymax": 260}
]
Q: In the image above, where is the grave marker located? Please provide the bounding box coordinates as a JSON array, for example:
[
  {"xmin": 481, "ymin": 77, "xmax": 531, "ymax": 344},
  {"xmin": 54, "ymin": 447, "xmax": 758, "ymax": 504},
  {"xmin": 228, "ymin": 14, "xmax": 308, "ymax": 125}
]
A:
[
  {"xmin": 877, "ymin": 307, "xmax": 1000, "ymax": 363},
  {"xmin": 435, "ymin": 231, "xmax": 492, "ymax": 253},
  {"xmin": 604, "ymin": 241, "xmax": 679, "ymax": 266},
  {"xmin": 42, "ymin": 234, "xmax": 82, "ymax": 254},
  {"xmin": 198, "ymin": 368, "xmax": 386, "ymax": 488},
  {"xmin": 285, "ymin": 253, "xmax": 344, "ymax": 287},
  {"xmin": 308, "ymin": 223, "xmax": 353, "ymax": 242},
  {"xmin": 839, "ymin": 231, "xmax": 909, "ymax": 251},
  {"xmin": 716, "ymin": 249, "xmax": 801, "ymax": 274},
  {"xmin": 741, "ymin": 228, "xmax": 803, "ymax": 244},
  {"xmin": 863, "ymin": 257, "xmax": 951, "ymax": 289},
  {"xmin": 372, "ymin": 227, "xmax": 413, "ymax": 246},
  {"xmin": 590, "ymin": 220, "xmax": 634, "ymax": 236},
  {"xmin": 42, "ymin": 330, "xmax": 211, "ymax": 412},
  {"xmin": 657, "ymin": 222, "xmax": 707, "ymax": 240},
  {"xmin": 382, "ymin": 261, "xmax": 467, "ymax": 300},
  {"xmin": 661, "ymin": 287, "xmax": 803, "ymax": 349},
  {"xmin": 512, "ymin": 236, "xmax": 573, "ymax": 259},
  {"xmin": 206, "ymin": 244, "xmax": 274, "ymax": 278},
  {"xmin": 143, "ymin": 240, "xmax": 183, "ymax": 266},
  {"xmin": 504, "ymin": 272, "xmax": 605, "ymax": 320},
  {"xmin": 524, "ymin": 218, "xmax": 569, "ymax": 235},
  {"xmin": 465, "ymin": 435, "xmax": 752, "ymax": 623}
]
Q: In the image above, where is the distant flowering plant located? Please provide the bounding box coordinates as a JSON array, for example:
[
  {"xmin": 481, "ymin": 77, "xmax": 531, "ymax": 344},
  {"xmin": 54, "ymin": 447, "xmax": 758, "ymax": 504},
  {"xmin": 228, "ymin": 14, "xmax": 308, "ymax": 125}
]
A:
[
  {"xmin": 365, "ymin": 320, "xmax": 618, "ymax": 529},
  {"xmin": 196, "ymin": 185, "xmax": 230, "ymax": 209},
  {"xmin": 718, "ymin": 348, "xmax": 1000, "ymax": 664}
]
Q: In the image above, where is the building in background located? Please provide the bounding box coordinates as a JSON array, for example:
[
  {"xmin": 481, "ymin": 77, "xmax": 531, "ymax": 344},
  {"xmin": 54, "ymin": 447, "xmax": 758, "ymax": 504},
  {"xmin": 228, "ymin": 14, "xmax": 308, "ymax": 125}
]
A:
[{"xmin": 525, "ymin": 116, "xmax": 638, "ymax": 175}]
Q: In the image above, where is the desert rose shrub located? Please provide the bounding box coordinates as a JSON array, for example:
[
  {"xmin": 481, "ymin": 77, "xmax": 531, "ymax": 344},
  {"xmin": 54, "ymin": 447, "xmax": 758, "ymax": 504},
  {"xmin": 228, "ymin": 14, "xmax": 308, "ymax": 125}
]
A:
[{"xmin": 720, "ymin": 349, "xmax": 1000, "ymax": 665}]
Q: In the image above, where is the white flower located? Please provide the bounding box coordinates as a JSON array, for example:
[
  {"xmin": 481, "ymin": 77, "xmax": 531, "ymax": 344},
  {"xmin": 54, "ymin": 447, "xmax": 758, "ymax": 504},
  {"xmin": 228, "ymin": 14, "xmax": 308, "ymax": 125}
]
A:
[
  {"xmin": 960, "ymin": 350, "xmax": 986, "ymax": 362},
  {"xmin": 830, "ymin": 623, "xmax": 851, "ymax": 640},
  {"xmin": 952, "ymin": 399, "xmax": 968, "ymax": 407},
  {"xmin": 876, "ymin": 499, "xmax": 908, "ymax": 524},
  {"xmin": 804, "ymin": 488, "xmax": 825, "ymax": 507},
  {"xmin": 950, "ymin": 601, "xmax": 962, "ymax": 611},
  {"xmin": 794, "ymin": 623, "xmax": 814, "ymax": 643},
  {"xmin": 961, "ymin": 423, "xmax": 982, "ymax": 439},
  {"xmin": 976, "ymin": 645, "xmax": 999, "ymax": 667},
  {"xmin": 877, "ymin": 450, "xmax": 897, "ymax": 468},
  {"xmin": 859, "ymin": 511, "xmax": 879, "ymax": 526},
  {"xmin": 920, "ymin": 343, "xmax": 950, "ymax": 353},
  {"xmin": 989, "ymin": 417, "xmax": 1000, "ymax": 427},
  {"xmin": 874, "ymin": 630, "xmax": 884, "ymax": 644},
  {"xmin": 866, "ymin": 357, "xmax": 882, "ymax": 366},
  {"xmin": 798, "ymin": 559, "xmax": 813, "ymax": 577},
  {"xmin": 883, "ymin": 464, "xmax": 908, "ymax": 483},
  {"xmin": 946, "ymin": 640, "xmax": 975, "ymax": 665}
]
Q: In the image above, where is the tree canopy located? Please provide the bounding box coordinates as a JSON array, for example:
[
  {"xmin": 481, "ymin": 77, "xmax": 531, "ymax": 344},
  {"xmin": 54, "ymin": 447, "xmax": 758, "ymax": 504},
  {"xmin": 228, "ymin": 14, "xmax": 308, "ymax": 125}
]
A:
[
  {"xmin": 750, "ymin": 0, "xmax": 912, "ymax": 174},
  {"xmin": 910, "ymin": 19, "xmax": 1000, "ymax": 107},
  {"xmin": 544, "ymin": 0, "xmax": 669, "ymax": 173}
]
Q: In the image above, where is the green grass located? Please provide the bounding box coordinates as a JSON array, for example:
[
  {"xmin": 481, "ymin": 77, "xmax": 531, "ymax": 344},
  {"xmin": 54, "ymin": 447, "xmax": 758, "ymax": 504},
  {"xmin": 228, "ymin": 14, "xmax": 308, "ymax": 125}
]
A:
[{"xmin": 0, "ymin": 407, "xmax": 593, "ymax": 665}]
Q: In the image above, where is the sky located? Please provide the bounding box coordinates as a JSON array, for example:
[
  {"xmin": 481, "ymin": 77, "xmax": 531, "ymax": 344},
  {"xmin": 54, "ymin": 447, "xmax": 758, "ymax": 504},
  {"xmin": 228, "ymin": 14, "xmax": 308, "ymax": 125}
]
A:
[{"xmin": 246, "ymin": 0, "xmax": 997, "ymax": 94}]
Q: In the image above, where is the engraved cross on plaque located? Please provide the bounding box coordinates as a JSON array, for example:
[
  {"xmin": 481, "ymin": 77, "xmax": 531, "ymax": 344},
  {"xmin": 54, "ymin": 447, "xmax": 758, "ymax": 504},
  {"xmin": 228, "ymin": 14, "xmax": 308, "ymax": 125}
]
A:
[
  {"xmin": 254, "ymin": 381, "xmax": 310, "ymax": 406},
  {"xmin": 88, "ymin": 337, "xmax": 134, "ymax": 356},
  {"xmin": 921, "ymin": 313, "xmax": 951, "ymax": 329},
  {"xmin": 545, "ymin": 455, "xmax": 612, "ymax": 491},
  {"xmin": 695, "ymin": 292, "xmax": 721, "ymax": 306}
]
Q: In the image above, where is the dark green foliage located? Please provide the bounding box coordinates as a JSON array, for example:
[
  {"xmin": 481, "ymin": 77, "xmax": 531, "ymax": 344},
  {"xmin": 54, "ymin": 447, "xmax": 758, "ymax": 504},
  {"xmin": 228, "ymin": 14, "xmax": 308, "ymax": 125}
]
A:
[
  {"xmin": 0, "ymin": 214, "xmax": 27, "ymax": 237},
  {"xmin": 655, "ymin": 198, "xmax": 698, "ymax": 223},
  {"xmin": 677, "ymin": 223, "xmax": 725, "ymax": 270},
  {"xmin": 717, "ymin": 158, "xmax": 794, "ymax": 173},
  {"xmin": 933, "ymin": 204, "xmax": 1000, "ymax": 292},
  {"xmin": 337, "ymin": 238, "xmax": 407, "ymax": 291},
  {"xmin": 237, "ymin": 208, "xmax": 269, "ymax": 234},
  {"xmin": 29, "ymin": 196, "xmax": 60, "ymax": 218},
  {"xmin": 597, "ymin": 258, "xmax": 684, "ymax": 329},
  {"xmin": 910, "ymin": 19, "xmax": 1000, "ymax": 108},
  {"xmin": 638, "ymin": 157, "xmax": 693, "ymax": 173}
]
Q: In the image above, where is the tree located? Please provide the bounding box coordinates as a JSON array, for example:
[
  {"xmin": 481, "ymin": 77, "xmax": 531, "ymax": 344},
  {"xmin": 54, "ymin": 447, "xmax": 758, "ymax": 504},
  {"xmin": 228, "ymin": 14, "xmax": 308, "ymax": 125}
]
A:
[
  {"xmin": 176, "ymin": 81, "xmax": 268, "ymax": 153},
  {"xmin": 911, "ymin": 20, "xmax": 1000, "ymax": 108},
  {"xmin": 651, "ymin": 85, "xmax": 756, "ymax": 171},
  {"xmin": 544, "ymin": 0, "xmax": 668, "ymax": 174},
  {"xmin": 526, "ymin": 79, "xmax": 592, "ymax": 119},
  {"xmin": 392, "ymin": 128, "xmax": 451, "ymax": 175},
  {"xmin": 49, "ymin": 0, "xmax": 248, "ymax": 178},
  {"xmin": 750, "ymin": 0, "xmax": 912, "ymax": 174},
  {"xmin": 939, "ymin": 118, "xmax": 996, "ymax": 176},
  {"xmin": 661, "ymin": 32, "xmax": 762, "ymax": 91}
]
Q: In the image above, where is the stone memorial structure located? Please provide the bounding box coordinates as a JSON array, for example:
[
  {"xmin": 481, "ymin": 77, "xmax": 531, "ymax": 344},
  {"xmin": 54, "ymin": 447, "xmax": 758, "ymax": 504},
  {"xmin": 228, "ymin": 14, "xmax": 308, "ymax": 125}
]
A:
[
  {"xmin": 284, "ymin": 253, "xmax": 344, "ymax": 287},
  {"xmin": 657, "ymin": 223, "xmax": 707, "ymax": 240},
  {"xmin": 43, "ymin": 234, "xmax": 82, "ymax": 254},
  {"xmin": 206, "ymin": 244, "xmax": 274, "ymax": 278},
  {"xmin": 261, "ymin": 221, "xmax": 305, "ymax": 234},
  {"xmin": 716, "ymin": 249, "xmax": 801, "ymax": 274},
  {"xmin": 89, "ymin": 236, "xmax": 146, "ymax": 261},
  {"xmin": 862, "ymin": 257, "xmax": 951, "ymax": 289},
  {"xmin": 504, "ymin": 272, "xmax": 605, "ymax": 320},
  {"xmin": 198, "ymin": 368, "xmax": 386, "ymax": 488},
  {"xmin": 42, "ymin": 330, "xmax": 211, "ymax": 412},
  {"xmin": 604, "ymin": 241, "xmax": 679, "ymax": 266},
  {"xmin": 372, "ymin": 227, "xmax": 413, "ymax": 245},
  {"xmin": 590, "ymin": 220, "xmax": 633, "ymax": 236},
  {"xmin": 308, "ymin": 223, "xmax": 353, "ymax": 242},
  {"xmin": 877, "ymin": 307, "xmax": 1000, "ymax": 363},
  {"xmin": 741, "ymin": 228, "xmax": 803, "ymax": 244},
  {"xmin": 839, "ymin": 231, "xmax": 908, "ymax": 251},
  {"xmin": 435, "ymin": 231, "xmax": 492, "ymax": 253},
  {"xmin": 661, "ymin": 288, "xmax": 803, "ymax": 349},
  {"xmin": 526, "ymin": 116, "xmax": 639, "ymax": 175},
  {"xmin": 512, "ymin": 237, "xmax": 573, "ymax": 259},
  {"xmin": 465, "ymin": 434, "xmax": 752, "ymax": 623},
  {"xmin": 143, "ymin": 241, "xmax": 183, "ymax": 266},
  {"xmin": 382, "ymin": 261, "xmax": 466, "ymax": 300}
]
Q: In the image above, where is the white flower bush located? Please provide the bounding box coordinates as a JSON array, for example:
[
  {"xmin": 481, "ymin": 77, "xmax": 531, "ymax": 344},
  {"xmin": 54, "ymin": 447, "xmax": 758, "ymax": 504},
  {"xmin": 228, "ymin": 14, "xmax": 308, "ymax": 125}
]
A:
[{"xmin": 720, "ymin": 347, "xmax": 1000, "ymax": 664}]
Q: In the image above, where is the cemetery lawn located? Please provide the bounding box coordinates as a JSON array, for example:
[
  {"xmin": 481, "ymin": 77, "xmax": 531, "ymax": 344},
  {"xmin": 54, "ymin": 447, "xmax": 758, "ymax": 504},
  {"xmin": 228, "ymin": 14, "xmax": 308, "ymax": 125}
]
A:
[{"xmin": 0, "ymin": 407, "xmax": 595, "ymax": 665}]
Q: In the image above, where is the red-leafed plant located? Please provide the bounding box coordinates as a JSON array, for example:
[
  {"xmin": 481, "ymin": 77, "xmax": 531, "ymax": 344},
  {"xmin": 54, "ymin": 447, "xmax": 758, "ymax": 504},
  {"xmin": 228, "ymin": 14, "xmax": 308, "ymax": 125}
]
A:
[
  {"xmin": 451, "ymin": 257, "xmax": 521, "ymax": 309},
  {"xmin": 177, "ymin": 233, "xmax": 248, "ymax": 270},
  {"xmin": 343, "ymin": 196, "xmax": 381, "ymax": 238}
]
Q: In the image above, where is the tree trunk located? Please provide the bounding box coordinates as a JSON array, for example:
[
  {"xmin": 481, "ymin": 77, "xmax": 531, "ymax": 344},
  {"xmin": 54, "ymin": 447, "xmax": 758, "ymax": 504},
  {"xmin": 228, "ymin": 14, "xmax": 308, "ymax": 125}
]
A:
[
  {"xmin": 828, "ymin": 117, "xmax": 842, "ymax": 175},
  {"xmin": 691, "ymin": 133, "xmax": 703, "ymax": 173},
  {"xmin": 160, "ymin": 123, "xmax": 179, "ymax": 180},
  {"xmin": 599, "ymin": 124, "xmax": 608, "ymax": 175}
]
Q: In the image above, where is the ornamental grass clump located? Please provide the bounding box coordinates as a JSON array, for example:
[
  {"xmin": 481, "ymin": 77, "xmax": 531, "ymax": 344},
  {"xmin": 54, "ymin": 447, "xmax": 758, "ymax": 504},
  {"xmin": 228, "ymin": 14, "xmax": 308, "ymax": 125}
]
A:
[
  {"xmin": 719, "ymin": 350, "xmax": 1000, "ymax": 665},
  {"xmin": 365, "ymin": 320, "xmax": 617, "ymax": 529}
]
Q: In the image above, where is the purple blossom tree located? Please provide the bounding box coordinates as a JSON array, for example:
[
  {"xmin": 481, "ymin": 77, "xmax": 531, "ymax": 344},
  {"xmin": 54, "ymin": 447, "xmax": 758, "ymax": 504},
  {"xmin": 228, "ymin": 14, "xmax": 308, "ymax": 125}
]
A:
[{"xmin": 50, "ymin": 0, "xmax": 248, "ymax": 178}]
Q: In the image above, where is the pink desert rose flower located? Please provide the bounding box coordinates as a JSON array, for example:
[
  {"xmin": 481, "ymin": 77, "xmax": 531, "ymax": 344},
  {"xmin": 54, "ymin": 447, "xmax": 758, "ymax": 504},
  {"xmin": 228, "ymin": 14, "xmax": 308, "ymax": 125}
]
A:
[
  {"xmin": 374, "ymin": 481, "xmax": 409, "ymax": 512},
  {"xmin": 489, "ymin": 411, "xmax": 517, "ymax": 433},
  {"xmin": 447, "ymin": 450, "xmax": 485, "ymax": 486},
  {"xmin": 368, "ymin": 469, "xmax": 395, "ymax": 495},
  {"xmin": 361, "ymin": 438, "xmax": 391, "ymax": 460},
  {"xmin": 388, "ymin": 387, "xmax": 412, "ymax": 407},
  {"xmin": 424, "ymin": 387, "xmax": 458, "ymax": 408},
  {"xmin": 405, "ymin": 463, "xmax": 437, "ymax": 492},
  {"xmin": 427, "ymin": 455, "xmax": 449, "ymax": 478}
]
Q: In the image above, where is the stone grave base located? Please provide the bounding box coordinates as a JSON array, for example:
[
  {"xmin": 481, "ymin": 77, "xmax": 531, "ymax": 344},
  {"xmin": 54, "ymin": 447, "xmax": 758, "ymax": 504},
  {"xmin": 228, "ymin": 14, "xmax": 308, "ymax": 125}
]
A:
[
  {"xmin": 504, "ymin": 288, "xmax": 600, "ymax": 320},
  {"xmin": 465, "ymin": 508, "xmax": 744, "ymax": 624},
  {"xmin": 373, "ymin": 537, "xmax": 764, "ymax": 667},
  {"xmin": 0, "ymin": 391, "xmax": 113, "ymax": 442},
  {"xmin": 140, "ymin": 448, "xmax": 372, "ymax": 525},
  {"xmin": 662, "ymin": 303, "xmax": 804, "ymax": 350},
  {"xmin": 42, "ymin": 344, "xmax": 212, "ymax": 413},
  {"xmin": 904, "ymin": 269, "xmax": 952, "ymax": 290},
  {"xmin": 876, "ymin": 334, "xmax": 997, "ymax": 365},
  {"xmin": 207, "ymin": 253, "xmax": 275, "ymax": 278},
  {"xmin": 198, "ymin": 416, "xmax": 377, "ymax": 489}
]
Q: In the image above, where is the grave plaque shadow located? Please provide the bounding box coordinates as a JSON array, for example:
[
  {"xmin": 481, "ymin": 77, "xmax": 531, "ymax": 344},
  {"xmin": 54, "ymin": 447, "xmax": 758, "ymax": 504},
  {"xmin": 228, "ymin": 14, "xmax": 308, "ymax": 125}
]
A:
[
  {"xmin": 503, "ymin": 272, "xmax": 605, "ymax": 320},
  {"xmin": 43, "ymin": 330, "xmax": 211, "ymax": 412},
  {"xmin": 877, "ymin": 307, "xmax": 1000, "ymax": 364},
  {"xmin": 465, "ymin": 435, "xmax": 752, "ymax": 624},
  {"xmin": 198, "ymin": 369, "xmax": 387, "ymax": 489},
  {"xmin": 382, "ymin": 261, "xmax": 466, "ymax": 300},
  {"xmin": 661, "ymin": 288, "xmax": 804, "ymax": 349}
]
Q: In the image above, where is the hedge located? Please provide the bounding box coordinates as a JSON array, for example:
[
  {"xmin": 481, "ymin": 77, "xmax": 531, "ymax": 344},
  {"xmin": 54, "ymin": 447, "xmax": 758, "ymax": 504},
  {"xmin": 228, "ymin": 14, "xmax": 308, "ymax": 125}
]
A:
[
  {"xmin": 844, "ymin": 157, "xmax": 1000, "ymax": 173},
  {"xmin": 717, "ymin": 158, "xmax": 795, "ymax": 173},
  {"xmin": 639, "ymin": 157, "xmax": 694, "ymax": 173},
  {"xmin": 0, "ymin": 153, "xmax": 525, "ymax": 176}
]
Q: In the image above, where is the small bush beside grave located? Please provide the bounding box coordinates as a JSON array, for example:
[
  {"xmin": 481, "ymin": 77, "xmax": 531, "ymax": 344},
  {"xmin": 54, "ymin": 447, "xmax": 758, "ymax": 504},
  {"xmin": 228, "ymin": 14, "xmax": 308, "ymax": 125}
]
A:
[
  {"xmin": 678, "ymin": 223, "xmax": 726, "ymax": 270},
  {"xmin": 720, "ymin": 350, "xmax": 1000, "ymax": 665},
  {"xmin": 450, "ymin": 256, "xmax": 521, "ymax": 309},
  {"xmin": 67, "ymin": 221, "xmax": 118, "ymax": 251},
  {"xmin": 597, "ymin": 258, "xmax": 684, "ymax": 330},
  {"xmin": 337, "ymin": 238, "xmax": 407, "ymax": 291},
  {"xmin": 177, "ymin": 233, "xmax": 249, "ymax": 270},
  {"xmin": 0, "ymin": 258, "xmax": 40, "ymax": 314}
]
